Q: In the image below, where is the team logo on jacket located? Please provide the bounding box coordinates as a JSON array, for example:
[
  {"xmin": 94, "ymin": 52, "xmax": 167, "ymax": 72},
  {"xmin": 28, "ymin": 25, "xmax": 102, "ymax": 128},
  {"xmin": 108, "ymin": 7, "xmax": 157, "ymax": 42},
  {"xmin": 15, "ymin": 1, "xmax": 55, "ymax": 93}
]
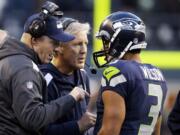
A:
[{"xmin": 26, "ymin": 81, "xmax": 33, "ymax": 89}]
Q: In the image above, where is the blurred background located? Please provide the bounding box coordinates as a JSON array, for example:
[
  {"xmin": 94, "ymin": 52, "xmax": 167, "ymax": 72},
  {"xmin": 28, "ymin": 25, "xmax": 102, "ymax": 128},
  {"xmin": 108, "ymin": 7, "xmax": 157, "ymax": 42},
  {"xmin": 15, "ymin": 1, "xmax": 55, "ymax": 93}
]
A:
[{"xmin": 0, "ymin": 0, "xmax": 180, "ymax": 134}]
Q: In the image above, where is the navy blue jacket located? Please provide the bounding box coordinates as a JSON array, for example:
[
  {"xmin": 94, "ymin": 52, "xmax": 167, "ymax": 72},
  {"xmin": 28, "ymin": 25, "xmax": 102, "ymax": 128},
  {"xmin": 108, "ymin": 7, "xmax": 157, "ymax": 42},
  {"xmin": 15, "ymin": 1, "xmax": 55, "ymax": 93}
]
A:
[
  {"xmin": 40, "ymin": 63, "xmax": 90, "ymax": 135},
  {"xmin": 168, "ymin": 91, "xmax": 180, "ymax": 135}
]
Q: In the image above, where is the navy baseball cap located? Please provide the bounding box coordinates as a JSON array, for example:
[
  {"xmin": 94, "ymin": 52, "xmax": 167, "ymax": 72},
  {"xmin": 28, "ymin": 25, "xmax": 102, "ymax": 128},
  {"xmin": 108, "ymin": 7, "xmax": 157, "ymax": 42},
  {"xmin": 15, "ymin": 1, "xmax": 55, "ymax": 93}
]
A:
[{"xmin": 24, "ymin": 13, "xmax": 75, "ymax": 42}]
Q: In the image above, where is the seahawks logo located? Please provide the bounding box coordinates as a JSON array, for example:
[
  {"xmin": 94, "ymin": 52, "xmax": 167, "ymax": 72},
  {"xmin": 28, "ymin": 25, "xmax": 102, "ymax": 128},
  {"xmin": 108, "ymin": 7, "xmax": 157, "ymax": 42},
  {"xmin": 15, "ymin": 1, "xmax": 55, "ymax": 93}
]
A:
[
  {"xmin": 113, "ymin": 18, "xmax": 145, "ymax": 33},
  {"xmin": 122, "ymin": 18, "xmax": 139, "ymax": 29}
]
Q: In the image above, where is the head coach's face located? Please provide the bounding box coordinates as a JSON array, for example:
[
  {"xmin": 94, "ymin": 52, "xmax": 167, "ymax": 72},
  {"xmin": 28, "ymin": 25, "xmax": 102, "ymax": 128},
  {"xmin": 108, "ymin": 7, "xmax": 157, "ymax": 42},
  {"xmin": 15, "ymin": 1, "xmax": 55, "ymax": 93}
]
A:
[
  {"xmin": 54, "ymin": 21, "xmax": 90, "ymax": 70},
  {"xmin": 61, "ymin": 29, "xmax": 88, "ymax": 69},
  {"xmin": 23, "ymin": 14, "xmax": 75, "ymax": 64}
]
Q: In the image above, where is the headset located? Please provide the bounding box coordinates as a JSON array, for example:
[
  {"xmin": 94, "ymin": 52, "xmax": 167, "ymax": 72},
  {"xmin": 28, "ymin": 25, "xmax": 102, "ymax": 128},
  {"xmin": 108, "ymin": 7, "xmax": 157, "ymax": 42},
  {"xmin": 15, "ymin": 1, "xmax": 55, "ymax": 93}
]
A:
[
  {"xmin": 27, "ymin": 1, "xmax": 63, "ymax": 38},
  {"xmin": 60, "ymin": 17, "xmax": 78, "ymax": 30}
]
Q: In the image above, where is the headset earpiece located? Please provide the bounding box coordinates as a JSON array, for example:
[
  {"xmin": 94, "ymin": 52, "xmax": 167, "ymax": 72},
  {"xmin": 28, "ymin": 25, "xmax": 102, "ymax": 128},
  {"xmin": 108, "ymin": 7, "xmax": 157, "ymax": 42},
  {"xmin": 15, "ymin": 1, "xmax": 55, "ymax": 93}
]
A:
[
  {"xmin": 28, "ymin": 16, "xmax": 46, "ymax": 38},
  {"xmin": 27, "ymin": 1, "xmax": 62, "ymax": 38},
  {"xmin": 60, "ymin": 17, "xmax": 78, "ymax": 30}
]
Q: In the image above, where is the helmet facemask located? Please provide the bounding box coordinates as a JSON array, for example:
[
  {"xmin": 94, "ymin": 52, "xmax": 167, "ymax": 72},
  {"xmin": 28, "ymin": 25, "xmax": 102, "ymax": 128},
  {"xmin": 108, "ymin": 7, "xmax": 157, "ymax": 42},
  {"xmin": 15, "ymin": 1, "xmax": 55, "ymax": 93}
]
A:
[{"xmin": 93, "ymin": 36, "xmax": 111, "ymax": 68}]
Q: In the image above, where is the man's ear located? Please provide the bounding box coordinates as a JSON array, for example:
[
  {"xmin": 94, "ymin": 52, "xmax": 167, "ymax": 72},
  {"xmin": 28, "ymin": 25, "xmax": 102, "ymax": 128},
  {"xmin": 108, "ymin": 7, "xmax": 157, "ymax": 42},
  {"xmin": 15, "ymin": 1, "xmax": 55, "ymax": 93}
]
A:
[
  {"xmin": 31, "ymin": 37, "xmax": 38, "ymax": 47},
  {"xmin": 58, "ymin": 45, "xmax": 64, "ymax": 54},
  {"xmin": 53, "ymin": 47, "xmax": 59, "ymax": 57},
  {"xmin": 31, "ymin": 36, "xmax": 44, "ymax": 46},
  {"xmin": 53, "ymin": 46, "xmax": 64, "ymax": 56}
]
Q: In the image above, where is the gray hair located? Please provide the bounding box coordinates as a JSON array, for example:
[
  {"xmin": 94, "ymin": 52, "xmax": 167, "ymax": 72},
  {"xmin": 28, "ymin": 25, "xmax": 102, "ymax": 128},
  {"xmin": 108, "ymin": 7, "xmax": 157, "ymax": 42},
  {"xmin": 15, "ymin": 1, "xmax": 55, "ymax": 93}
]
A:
[{"xmin": 64, "ymin": 21, "xmax": 90, "ymax": 35}]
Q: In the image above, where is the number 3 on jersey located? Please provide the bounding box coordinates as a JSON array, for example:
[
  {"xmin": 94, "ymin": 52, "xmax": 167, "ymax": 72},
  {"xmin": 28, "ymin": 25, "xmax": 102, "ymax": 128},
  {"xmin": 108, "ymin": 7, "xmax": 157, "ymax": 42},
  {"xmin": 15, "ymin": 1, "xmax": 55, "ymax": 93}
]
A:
[{"xmin": 138, "ymin": 84, "xmax": 163, "ymax": 135}]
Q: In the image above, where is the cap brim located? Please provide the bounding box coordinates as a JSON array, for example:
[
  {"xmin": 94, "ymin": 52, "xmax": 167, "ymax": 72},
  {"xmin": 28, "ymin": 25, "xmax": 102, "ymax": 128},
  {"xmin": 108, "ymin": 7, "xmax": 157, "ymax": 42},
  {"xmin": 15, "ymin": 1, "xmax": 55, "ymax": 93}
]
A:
[{"xmin": 48, "ymin": 32, "xmax": 75, "ymax": 42}]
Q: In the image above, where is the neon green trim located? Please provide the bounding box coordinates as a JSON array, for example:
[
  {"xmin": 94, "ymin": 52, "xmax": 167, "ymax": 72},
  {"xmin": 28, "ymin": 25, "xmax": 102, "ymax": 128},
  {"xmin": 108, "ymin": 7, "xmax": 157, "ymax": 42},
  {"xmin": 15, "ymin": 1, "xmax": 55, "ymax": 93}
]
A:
[{"xmin": 103, "ymin": 66, "xmax": 120, "ymax": 81}]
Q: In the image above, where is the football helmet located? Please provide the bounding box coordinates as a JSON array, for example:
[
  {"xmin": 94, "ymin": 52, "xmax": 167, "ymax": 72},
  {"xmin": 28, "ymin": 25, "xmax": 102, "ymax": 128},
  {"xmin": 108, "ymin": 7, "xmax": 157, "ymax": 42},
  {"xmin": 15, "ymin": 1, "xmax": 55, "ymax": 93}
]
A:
[{"xmin": 93, "ymin": 11, "xmax": 147, "ymax": 68}]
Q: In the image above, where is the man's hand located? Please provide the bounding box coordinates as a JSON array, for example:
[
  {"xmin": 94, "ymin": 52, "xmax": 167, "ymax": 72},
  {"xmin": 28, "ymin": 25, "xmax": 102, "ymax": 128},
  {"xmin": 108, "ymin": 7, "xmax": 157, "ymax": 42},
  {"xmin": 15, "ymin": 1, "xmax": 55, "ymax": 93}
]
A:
[
  {"xmin": 78, "ymin": 111, "xmax": 97, "ymax": 133},
  {"xmin": 69, "ymin": 86, "xmax": 90, "ymax": 101}
]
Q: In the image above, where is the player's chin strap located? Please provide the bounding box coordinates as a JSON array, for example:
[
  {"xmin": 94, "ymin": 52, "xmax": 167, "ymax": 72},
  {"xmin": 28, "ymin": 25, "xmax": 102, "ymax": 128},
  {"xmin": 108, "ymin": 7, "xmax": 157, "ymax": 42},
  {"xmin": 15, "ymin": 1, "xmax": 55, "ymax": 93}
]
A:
[
  {"xmin": 118, "ymin": 41, "xmax": 147, "ymax": 59},
  {"xmin": 110, "ymin": 28, "xmax": 121, "ymax": 43},
  {"xmin": 118, "ymin": 41, "xmax": 133, "ymax": 59}
]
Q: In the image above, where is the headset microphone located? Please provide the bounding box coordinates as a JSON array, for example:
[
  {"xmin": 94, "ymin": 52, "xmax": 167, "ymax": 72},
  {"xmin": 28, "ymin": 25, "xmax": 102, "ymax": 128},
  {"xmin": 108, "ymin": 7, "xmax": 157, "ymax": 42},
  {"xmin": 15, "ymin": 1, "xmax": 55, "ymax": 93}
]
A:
[{"xmin": 85, "ymin": 63, "xmax": 97, "ymax": 74}]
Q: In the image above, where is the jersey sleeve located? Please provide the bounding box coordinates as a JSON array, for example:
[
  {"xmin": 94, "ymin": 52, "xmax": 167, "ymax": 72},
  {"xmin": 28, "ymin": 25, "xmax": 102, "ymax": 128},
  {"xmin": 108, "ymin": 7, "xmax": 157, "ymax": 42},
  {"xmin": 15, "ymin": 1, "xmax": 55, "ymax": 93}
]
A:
[{"xmin": 101, "ymin": 66, "xmax": 128, "ymax": 98}]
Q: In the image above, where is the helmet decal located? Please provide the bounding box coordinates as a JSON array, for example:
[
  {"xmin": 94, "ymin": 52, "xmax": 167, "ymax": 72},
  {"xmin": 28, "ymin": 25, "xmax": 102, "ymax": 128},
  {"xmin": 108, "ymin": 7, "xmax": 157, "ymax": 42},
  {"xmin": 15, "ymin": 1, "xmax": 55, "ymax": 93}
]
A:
[{"xmin": 113, "ymin": 18, "xmax": 145, "ymax": 34}]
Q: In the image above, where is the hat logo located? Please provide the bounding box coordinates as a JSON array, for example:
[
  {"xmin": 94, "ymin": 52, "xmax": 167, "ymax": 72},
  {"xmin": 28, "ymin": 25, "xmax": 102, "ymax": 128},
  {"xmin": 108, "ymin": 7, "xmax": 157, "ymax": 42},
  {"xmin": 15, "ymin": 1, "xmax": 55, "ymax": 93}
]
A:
[{"xmin": 57, "ymin": 21, "xmax": 63, "ymax": 29}]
